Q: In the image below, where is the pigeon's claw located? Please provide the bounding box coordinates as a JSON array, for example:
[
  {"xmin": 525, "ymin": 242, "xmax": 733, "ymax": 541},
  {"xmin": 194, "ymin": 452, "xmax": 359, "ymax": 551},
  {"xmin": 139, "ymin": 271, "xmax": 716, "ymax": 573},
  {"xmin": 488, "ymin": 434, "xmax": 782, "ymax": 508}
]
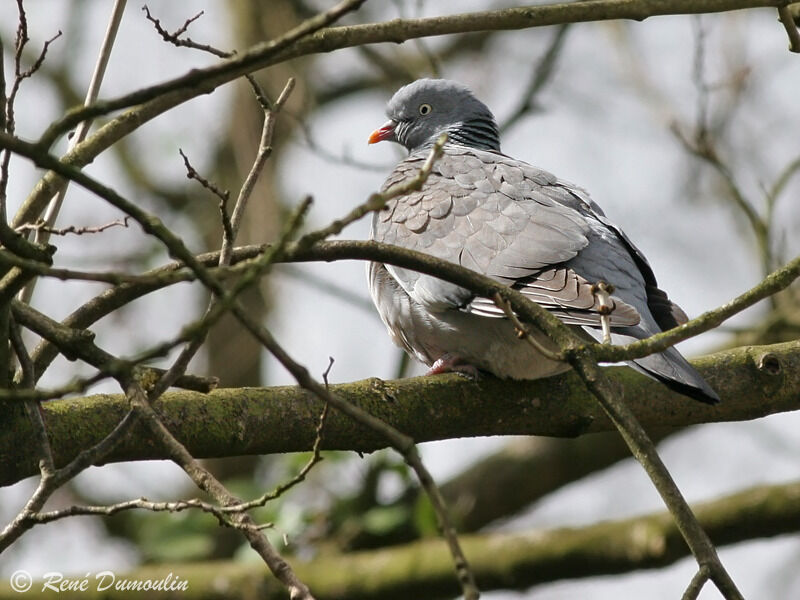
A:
[{"xmin": 427, "ymin": 353, "xmax": 481, "ymax": 380}]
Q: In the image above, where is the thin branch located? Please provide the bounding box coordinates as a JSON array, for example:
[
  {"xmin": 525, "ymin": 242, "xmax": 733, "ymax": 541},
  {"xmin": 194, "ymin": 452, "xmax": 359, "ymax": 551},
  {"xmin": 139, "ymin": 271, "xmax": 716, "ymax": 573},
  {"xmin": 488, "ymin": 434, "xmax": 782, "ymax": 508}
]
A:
[
  {"xmin": 124, "ymin": 379, "xmax": 316, "ymax": 600},
  {"xmin": 15, "ymin": 0, "xmax": 784, "ymax": 232},
  {"xmin": 19, "ymin": 0, "xmax": 125, "ymax": 305},
  {"xmin": 0, "ymin": 369, "xmax": 114, "ymax": 403},
  {"xmin": 33, "ymin": 0, "xmax": 788, "ymax": 151},
  {"xmin": 59, "ymin": 479, "xmax": 799, "ymax": 598},
  {"xmin": 590, "ymin": 253, "xmax": 800, "ymax": 363},
  {"xmin": 11, "ymin": 300, "xmax": 218, "ymax": 393},
  {"xmin": 9, "ymin": 315, "xmax": 55, "ymax": 479},
  {"xmin": 491, "ymin": 291, "xmax": 564, "ymax": 361},
  {"xmin": 767, "ymin": 153, "xmax": 800, "ymax": 205},
  {"xmin": 29, "ymin": 496, "xmax": 229, "ymax": 526},
  {"xmin": 222, "ymin": 301, "xmax": 481, "ymax": 600},
  {"xmin": 149, "ymin": 82, "xmax": 299, "ymax": 399},
  {"xmin": 223, "ymin": 77, "xmax": 295, "ymax": 263},
  {"xmin": 141, "ymin": 6, "xmax": 214, "ymax": 54},
  {"xmin": 500, "ymin": 23, "xmax": 571, "ymax": 133},
  {"xmin": 0, "ymin": 406, "xmax": 139, "ymax": 552},
  {"xmin": 777, "ymin": 4, "xmax": 800, "ymax": 51},
  {"xmin": 1, "ymin": 3, "xmax": 61, "ymax": 219},
  {"xmin": 16, "ymin": 216, "xmax": 130, "ymax": 236},
  {"xmin": 179, "ymin": 148, "xmax": 230, "ymax": 205},
  {"xmin": 141, "ymin": 4, "xmax": 271, "ymax": 107},
  {"xmin": 682, "ymin": 566, "xmax": 711, "ymax": 600},
  {"xmin": 298, "ymin": 132, "xmax": 448, "ymax": 247}
]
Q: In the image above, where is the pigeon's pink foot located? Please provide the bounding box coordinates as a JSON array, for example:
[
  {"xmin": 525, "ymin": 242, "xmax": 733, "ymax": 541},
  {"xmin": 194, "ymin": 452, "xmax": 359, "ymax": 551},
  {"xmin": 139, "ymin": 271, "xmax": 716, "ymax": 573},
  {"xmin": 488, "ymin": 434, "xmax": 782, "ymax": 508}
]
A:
[{"xmin": 426, "ymin": 354, "xmax": 480, "ymax": 379}]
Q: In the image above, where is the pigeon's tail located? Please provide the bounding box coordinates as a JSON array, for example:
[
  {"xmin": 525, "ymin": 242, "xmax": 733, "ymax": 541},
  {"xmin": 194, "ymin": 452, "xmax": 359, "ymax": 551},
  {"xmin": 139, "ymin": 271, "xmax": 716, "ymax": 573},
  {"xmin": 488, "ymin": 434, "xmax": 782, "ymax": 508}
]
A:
[
  {"xmin": 585, "ymin": 328, "xmax": 720, "ymax": 404},
  {"xmin": 626, "ymin": 346, "xmax": 720, "ymax": 405}
]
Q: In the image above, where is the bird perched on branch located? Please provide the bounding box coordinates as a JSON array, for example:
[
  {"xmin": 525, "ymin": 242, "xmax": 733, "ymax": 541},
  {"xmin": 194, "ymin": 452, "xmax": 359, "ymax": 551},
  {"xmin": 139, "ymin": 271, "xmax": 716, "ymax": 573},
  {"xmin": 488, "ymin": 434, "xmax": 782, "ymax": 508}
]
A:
[{"xmin": 366, "ymin": 78, "xmax": 719, "ymax": 404}]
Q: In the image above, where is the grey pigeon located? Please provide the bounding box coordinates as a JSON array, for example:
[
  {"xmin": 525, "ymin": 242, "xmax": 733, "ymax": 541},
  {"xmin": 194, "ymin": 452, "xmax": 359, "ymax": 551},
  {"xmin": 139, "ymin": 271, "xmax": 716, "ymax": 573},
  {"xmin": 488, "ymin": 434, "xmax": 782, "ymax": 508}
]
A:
[{"xmin": 367, "ymin": 78, "xmax": 719, "ymax": 404}]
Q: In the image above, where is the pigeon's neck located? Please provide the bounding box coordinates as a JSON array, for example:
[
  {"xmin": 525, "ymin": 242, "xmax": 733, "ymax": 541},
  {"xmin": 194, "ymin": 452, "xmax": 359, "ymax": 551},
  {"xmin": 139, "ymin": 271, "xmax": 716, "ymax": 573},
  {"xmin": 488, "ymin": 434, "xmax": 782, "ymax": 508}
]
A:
[
  {"xmin": 417, "ymin": 119, "xmax": 501, "ymax": 154},
  {"xmin": 446, "ymin": 119, "xmax": 501, "ymax": 152}
]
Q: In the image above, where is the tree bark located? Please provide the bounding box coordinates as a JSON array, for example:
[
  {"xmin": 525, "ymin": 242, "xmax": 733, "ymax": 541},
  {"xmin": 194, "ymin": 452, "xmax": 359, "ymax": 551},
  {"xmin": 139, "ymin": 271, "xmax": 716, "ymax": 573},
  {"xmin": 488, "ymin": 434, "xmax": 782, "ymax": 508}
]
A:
[
  {"xmin": 3, "ymin": 479, "xmax": 797, "ymax": 600},
  {"xmin": 2, "ymin": 340, "xmax": 797, "ymax": 487}
]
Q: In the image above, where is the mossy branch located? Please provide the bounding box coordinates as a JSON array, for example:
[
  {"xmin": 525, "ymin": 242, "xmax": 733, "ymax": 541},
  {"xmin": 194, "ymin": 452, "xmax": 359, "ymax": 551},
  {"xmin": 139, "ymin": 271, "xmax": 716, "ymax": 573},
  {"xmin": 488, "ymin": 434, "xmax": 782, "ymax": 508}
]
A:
[
  {"xmin": 2, "ymin": 479, "xmax": 796, "ymax": 599},
  {"xmin": 1, "ymin": 339, "xmax": 797, "ymax": 487}
]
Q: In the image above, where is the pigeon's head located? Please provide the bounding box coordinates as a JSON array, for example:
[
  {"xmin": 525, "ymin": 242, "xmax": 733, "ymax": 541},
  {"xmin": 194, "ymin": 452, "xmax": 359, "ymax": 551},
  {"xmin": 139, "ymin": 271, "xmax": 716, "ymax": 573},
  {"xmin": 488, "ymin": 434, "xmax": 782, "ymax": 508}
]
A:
[{"xmin": 369, "ymin": 79, "xmax": 500, "ymax": 153}]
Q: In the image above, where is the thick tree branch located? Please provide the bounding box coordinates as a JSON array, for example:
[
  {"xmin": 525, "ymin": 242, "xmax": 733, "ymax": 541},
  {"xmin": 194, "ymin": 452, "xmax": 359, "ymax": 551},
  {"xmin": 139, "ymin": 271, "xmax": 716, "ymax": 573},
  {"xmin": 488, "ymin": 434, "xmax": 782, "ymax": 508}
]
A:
[
  {"xmin": 2, "ymin": 479, "xmax": 796, "ymax": 599},
  {"xmin": 35, "ymin": 0, "xmax": 796, "ymax": 146},
  {"xmin": 14, "ymin": 1, "xmax": 790, "ymax": 228},
  {"xmin": 1, "ymin": 339, "xmax": 797, "ymax": 488},
  {"xmin": 343, "ymin": 430, "xmax": 676, "ymax": 550}
]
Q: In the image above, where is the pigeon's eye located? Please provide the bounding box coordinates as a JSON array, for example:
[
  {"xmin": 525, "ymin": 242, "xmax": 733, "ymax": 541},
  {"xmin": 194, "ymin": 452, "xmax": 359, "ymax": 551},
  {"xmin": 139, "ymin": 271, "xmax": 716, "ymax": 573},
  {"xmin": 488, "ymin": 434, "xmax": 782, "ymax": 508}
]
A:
[{"xmin": 418, "ymin": 103, "xmax": 432, "ymax": 116}]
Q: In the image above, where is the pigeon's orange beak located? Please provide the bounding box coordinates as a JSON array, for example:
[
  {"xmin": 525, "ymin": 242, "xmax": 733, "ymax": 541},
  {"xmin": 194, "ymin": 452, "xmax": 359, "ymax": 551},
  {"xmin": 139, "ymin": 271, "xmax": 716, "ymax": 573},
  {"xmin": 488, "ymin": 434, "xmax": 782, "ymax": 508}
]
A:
[{"xmin": 368, "ymin": 121, "xmax": 395, "ymax": 144}]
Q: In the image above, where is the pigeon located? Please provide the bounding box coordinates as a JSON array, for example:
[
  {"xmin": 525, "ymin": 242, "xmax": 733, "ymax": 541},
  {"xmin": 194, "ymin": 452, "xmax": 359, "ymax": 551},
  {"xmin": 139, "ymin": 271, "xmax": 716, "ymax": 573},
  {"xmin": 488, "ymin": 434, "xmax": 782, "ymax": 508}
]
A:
[{"xmin": 366, "ymin": 78, "xmax": 719, "ymax": 404}]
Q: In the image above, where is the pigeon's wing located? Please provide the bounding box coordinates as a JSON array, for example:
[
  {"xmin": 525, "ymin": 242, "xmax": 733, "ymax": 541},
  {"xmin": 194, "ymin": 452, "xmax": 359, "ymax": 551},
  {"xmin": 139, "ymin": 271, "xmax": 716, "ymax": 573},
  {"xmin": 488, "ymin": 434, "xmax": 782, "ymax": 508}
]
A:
[
  {"xmin": 558, "ymin": 180, "xmax": 690, "ymax": 329},
  {"xmin": 532, "ymin": 177, "xmax": 719, "ymax": 403},
  {"xmin": 371, "ymin": 148, "xmax": 640, "ymax": 327}
]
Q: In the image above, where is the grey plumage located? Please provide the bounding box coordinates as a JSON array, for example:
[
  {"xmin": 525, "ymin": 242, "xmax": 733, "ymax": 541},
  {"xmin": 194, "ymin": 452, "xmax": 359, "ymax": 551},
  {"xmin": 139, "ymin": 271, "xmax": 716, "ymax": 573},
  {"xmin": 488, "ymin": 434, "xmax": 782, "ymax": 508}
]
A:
[{"xmin": 367, "ymin": 79, "xmax": 719, "ymax": 404}]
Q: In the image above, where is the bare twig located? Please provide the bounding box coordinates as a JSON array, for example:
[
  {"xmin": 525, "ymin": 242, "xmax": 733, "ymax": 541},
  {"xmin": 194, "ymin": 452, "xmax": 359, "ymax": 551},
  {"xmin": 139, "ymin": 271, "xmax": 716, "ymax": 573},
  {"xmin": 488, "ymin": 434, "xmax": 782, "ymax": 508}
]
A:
[
  {"xmin": 179, "ymin": 148, "xmax": 230, "ymax": 204},
  {"xmin": 11, "ymin": 300, "xmax": 218, "ymax": 394},
  {"xmin": 125, "ymin": 379, "xmax": 316, "ymax": 600},
  {"xmin": 672, "ymin": 122, "xmax": 772, "ymax": 275},
  {"xmin": 591, "ymin": 281, "xmax": 614, "ymax": 344},
  {"xmin": 18, "ymin": 0, "xmax": 125, "ymax": 305},
  {"xmin": 141, "ymin": 6, "xmax": 216, "ymax": 54},
  {"xmin": 222, "ymin": 305, "xmax": 481, "ymax": 600},
  {"xmin": 149, "ymin": 80, "xmax": 296, "ymax": 398},
  {"xmin": 179, "ymin": 147, "xmax": 234, "ymax": 245},
  {"xmin": 1, "ymin": 2, "xmax": 61, "ymax": 219},
  {"xmin": 500, "ymin": 23, "xmax": 571, "ymax": 133},
  {"xmin": 491, "ymin": 292, "xmax": 564, "ymax": 361},
  {"xmin": 223, "ymin": 78, "xmax": 295, "ymax": 263},
  {"xmin": 141, "ymin": 4, "xmax": 271, "ymax": 106},
  {"xmin": 16, "ymin": 216, "xmax": 130, "ymax": 236},
  {"xmin": 298, "ymin": 132, "xmax": 448, "ymax": 248},
  {"xmin": 682, "ymin": 566, "xmax": 712, "ymax": 600},
  {"xmin": 778, "ymin": 4, "xmax": 800, "ymax": 52},
  {"xmin": 9, "ymin": 315, "xmax": 55, "ymax": 479},
  {"xmin": 30, "ymin": 496, "xmax": 230, "ymax": 526},
  {"xmin": 767, "ymin": 154, "xmax": 800, "ymax": 205},
  {"xmin": 0, "ymin": 406, "xmax": 138, "ymax": 552},
  {"xmin": 5, "ymin": 0, "xmax": 62, "ymax": 137},
  {"xmin": 0, "ymin": 370, "xmax": 113, "ymax": 403}
]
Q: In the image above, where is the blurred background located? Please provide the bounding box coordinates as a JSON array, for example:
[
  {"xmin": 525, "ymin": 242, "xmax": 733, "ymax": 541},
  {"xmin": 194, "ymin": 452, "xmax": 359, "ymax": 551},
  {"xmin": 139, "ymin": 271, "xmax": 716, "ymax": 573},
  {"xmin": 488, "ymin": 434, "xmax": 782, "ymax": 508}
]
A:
[{"xmin": 1, "ymin": 1, "xmax": 798, "ymax": 598}]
